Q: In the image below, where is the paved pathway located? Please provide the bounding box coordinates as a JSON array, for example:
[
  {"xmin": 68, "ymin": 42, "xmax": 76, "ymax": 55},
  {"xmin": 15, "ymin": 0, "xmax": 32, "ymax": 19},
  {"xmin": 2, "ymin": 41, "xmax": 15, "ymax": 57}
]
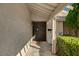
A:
[{"xmin": 26, "ymin": 41, "xmax": 52, "ymax": 56}]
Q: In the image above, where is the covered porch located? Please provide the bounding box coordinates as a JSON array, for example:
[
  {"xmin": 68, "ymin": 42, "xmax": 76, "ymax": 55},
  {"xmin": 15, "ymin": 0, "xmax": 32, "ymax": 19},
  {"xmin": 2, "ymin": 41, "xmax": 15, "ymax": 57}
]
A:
[
  {"xmin": 17, "ymin": 3, "xmax": 71, "ymax": 56},
  {"xmin": 0, "ymin": 3, "xmax": 73, "ymax": 56}
]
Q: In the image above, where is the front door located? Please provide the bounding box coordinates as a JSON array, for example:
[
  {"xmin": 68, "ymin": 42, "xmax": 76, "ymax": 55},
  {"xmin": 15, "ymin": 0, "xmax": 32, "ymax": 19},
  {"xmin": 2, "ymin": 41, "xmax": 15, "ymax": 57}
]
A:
[{"xmin": 32, "ymin": 22, "xmax": 46, "ymax": 41}]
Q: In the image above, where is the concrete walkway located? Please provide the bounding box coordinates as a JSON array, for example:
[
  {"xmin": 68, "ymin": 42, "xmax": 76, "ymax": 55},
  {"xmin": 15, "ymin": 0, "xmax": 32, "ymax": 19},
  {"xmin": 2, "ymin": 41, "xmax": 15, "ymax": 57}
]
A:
[{"xmin": 26, "ymin": 41, "xmax": 52, "ymax": 56}]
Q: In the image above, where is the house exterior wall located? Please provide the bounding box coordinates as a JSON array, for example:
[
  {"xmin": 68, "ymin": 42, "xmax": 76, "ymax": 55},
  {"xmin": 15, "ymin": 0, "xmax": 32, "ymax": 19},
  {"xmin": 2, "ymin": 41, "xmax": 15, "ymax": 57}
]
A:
[
  {"xmin": 63, "ymin": 22, "xmax": 71, "ymax": 35},
  {"xmin": 0, "ymin": 4, "xmax": 32, "ymax": 56},
  {"xmin": 47, "ymin": 19, "xmax": 52, "ymax": 44},
  {"xmin": 56, "ymin": 21, "xmax": 63, "ymax": 36},
  {"xmin": 47, "ymin": 20, "xmax": 63, "ymax": 44},
  {"xmin": 31, "ymin": 14, "xmax": 47, "ymax": 21}
]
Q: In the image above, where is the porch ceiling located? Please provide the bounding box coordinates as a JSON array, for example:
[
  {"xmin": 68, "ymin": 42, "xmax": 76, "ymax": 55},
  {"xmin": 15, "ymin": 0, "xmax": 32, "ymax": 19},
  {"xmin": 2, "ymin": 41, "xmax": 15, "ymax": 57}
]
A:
[{"xmin": 27, "ymin": 3, "xmax": 67, "ymax": 21}]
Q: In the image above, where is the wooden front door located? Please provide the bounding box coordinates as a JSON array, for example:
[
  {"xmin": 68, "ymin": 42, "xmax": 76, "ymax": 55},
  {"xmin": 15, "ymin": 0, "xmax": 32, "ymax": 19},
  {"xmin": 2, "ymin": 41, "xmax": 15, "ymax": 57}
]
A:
[{"xmin": 32, "ymin": 22, "xmax": 46, "ymax": 41}]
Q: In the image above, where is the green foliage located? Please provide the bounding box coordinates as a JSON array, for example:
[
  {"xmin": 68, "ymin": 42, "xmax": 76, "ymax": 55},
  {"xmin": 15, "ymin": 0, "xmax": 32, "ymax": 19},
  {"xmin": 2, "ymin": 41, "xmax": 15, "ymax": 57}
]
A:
[
  {"xmin": 65, "ymin": 3, "xmax": 79, "ymax": 29},
  {"xmin": 56, "ymin": 36, "xmax": 79, "ymax": 56},
  {"xmin": 65, "ymin": 3, "xmax": 79, "ymax": 36}
]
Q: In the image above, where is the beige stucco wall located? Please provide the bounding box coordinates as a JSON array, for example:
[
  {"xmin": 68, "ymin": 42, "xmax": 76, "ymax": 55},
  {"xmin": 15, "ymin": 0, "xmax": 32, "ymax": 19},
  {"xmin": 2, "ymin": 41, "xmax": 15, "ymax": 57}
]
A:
[
  {"xmin": 47, "ymin": 20, "xmax": 63, "ymax": 44},
  {"xmin": 0, "ymin": 4, "xmax": 32, "ymax": 56},
  {"xmin": 31, "ymin": 14, "xmax": 47, "ymax": 21},
  {"xmin": 46, "ymin": 19, "xmax": 52, "ymax": 44},
  {"xmin": 56, "ymin": 21, "xmax": 63, "ymax": 36}
]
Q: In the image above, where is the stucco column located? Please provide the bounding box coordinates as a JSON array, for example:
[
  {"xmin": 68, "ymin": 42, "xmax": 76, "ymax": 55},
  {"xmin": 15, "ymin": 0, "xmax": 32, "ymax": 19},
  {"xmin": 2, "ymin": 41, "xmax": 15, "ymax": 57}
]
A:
[{"xmin": 52, "ymin": 17, "xmax": 56, "ymax": 54}]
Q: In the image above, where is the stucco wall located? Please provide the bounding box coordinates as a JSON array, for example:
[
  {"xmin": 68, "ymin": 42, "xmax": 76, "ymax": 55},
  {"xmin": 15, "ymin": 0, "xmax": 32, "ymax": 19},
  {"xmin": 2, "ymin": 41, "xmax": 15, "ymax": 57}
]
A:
[
  {"xmin": 0, "ymin": 4, "xmax": 32, "ymax": 56},
  {"xmin": 47, "ymin": 19, "xmax": 52, "ymax": 44},
  {"xmin": 56, "ymin": 21, "xmax": 63, "ymax": 35},
  {"xmin": 31, "ymin": 14, "xmax": 47, "ymax": 21},
  {"xmin": 47, "ymin": 20, "xmax": 63, "ymax": 44}
]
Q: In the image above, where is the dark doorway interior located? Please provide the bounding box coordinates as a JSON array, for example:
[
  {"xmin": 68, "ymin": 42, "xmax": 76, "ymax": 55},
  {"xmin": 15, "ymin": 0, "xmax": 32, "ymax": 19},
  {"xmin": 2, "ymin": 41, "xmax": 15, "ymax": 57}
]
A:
[{"xmin": 32, "ymin": 22, "xmax": 46, "ymax": 41}]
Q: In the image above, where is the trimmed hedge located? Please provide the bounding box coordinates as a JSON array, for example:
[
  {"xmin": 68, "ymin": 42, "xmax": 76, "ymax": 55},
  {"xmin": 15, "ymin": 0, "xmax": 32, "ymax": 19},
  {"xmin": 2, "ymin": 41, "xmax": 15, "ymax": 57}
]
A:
[{"xmin": 56, "ymin": 36, "xmax": 79, "ymax": 56}]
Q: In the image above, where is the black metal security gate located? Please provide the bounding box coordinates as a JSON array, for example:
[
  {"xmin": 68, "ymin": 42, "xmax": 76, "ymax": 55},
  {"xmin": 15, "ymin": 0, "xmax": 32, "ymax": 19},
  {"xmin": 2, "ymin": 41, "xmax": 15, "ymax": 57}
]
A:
[{"xmin": 32, "ymin": 22, "xmax": 46, "ymax": 41}]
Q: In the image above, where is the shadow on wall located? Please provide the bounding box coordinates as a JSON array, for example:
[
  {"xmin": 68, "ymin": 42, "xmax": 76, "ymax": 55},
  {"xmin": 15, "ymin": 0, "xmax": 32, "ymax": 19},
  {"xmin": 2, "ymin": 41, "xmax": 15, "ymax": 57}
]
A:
[{"xmin": 17, "ymin": 36, "xmax": 35, "ymax": 56}]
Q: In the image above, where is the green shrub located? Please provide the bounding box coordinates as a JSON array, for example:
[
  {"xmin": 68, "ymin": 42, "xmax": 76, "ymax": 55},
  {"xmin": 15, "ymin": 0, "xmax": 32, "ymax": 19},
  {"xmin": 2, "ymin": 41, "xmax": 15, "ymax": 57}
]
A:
[{"xmin": 56, "ymin": 36, "xmax": 79, "ymax": 56}]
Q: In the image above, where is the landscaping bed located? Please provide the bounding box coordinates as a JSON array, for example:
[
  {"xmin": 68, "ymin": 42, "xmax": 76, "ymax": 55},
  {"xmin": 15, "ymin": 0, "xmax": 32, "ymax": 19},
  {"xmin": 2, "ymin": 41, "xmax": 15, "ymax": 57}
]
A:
[{"xmin": 56, "ymin": 36, "xmax": 79, "ymax": 56}]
